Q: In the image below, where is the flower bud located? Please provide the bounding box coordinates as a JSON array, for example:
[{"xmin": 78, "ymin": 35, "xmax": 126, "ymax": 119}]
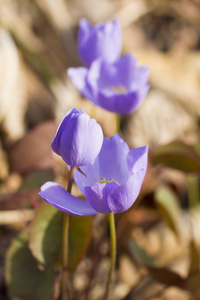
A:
[
  {"xmin": 52, "ymin": 108, "xmax": 103, "ymax": 166},
  {"xmin": 78, "ymin": 18, "xmax": 121, "ymax": 67}
]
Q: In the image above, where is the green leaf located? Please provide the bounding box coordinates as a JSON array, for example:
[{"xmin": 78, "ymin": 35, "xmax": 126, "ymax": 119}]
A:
[
  {"xmin": 129, "ymin": 240, "xmax": 155, "ymax": 267},
  {"xmin": 187, "ymin": 175, "xmax": 200, "ymax": 209},
  {"xmin": 6, "ymin": 231, "xmax": 54, "ymax": 300},
  {"xmin": 21, "ymin": 169, "xmax": 54, "ymax": 191},
  {"xmin": 68, "ymin": 214, "xmax": 92, "ymax": 271},
  {"xmin": 29, "ymin": 202, "xmax": 64, "ymax": 268},
  {"xmin": 181, "ymin": 273, "xmax": 200, "ymax": 293},
  {"xmin": 151, "ymin": 142, "xmax": 200, "ymax": 173},
  {"xmin": 181, "ymin": 240, "xmax": 200, "ymax": 293},
  {"xmin": 29, "ymin": 202, "xmax": 93, "ymax": 271},
  {"xmin": 155, "ymin": 186, "xmax": 181, "ymax": 236}
]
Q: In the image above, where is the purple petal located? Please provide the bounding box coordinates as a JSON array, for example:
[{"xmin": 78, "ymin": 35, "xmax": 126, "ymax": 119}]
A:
[
  {"xmin": 97, "ymin": 134, "xmax": 130, "ymax": 183},
  {"xmin": 115, "ymin": 89, "xmax": 149, "ymax": 115},
  {"xmin": 67, "ymin": 67, "xmax": 87, "ymax": 89},
  {"xmin": 52, "ymin": 108, "xmax": 75, "ymax": 156},
  {"xmin": 78, "ymin": 19, "xmax": 95, "ymax": 67},
  {"xmin": 95, "ymin": 60, "xmax": 122, "ymax": 90},
  {"xmin": 113, "ymin": 54, "xmax": 150, "ymax": 90},
  {"xmin": 113, "ymin": 54, "xmax": 138, "ymax": 90},
  {"xmin": 74, "ymin": 158, "xmax": 101, "ymax": 194},
  {"xmin": 96, "ymin": 92, "xmax": 140, "ymax": 115},
  {"xmin": 136, "ymin": 84, "xmax": 150, "ymax": 106},
  {"xmin": 102, "ymin": 85, "xmax": 149, "ymax": 115},
  {"xmin": 127, "ymin": 146, "xmax": 148, "ymax": 181},
  {"xmin": 91, "ymin": 90, "xmax": 116, "ymax": 113},
  {"xmin": 78, "ymin": 19, "xmax": 93, "ymax": 41},
  {"xmin": 67, "ymin": 68, "xmax": 93, "ymax": 100},
  {"xmin": 39, "ymin": 182, "xmax": 97, "ymax": 216},
  {"xmin": 107, "ymin": 171, "xmax": 144, "ymax": 213},
  {"xmin": 85, "ymin": 59, "xmax": 103, "ymax": 104},
  {"xmin": 84, "ymin": 181, "xmax": 118, "ymax": 213},
  {"xmin": 131, "ymin": 66, "xmax": 151, "ymax": 89}
]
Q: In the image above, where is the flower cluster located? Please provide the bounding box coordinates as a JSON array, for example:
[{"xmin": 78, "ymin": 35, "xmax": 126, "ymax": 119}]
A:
[
  {"xmin": 40, "ymin": 133, "xmax": 148, "ymax": 215},
  {"xmin": 40, "ymin": 19, "xmax": 149, "ymax": 216}
]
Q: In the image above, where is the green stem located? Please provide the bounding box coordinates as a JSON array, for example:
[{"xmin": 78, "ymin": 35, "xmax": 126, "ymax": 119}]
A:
[
  {"xmin": 115, "ymin": 114, "xmax": 121, "ymax": 133},
  {"xmin": 61, "ymin": 167, "xmax": 75, "ymax": 300},
  {"xmin": 104, "ymin": 213, "xmax": 116, "ymax": 300},
  {"xmin": 187, "ymin": 174, "xmax": 199, "ymax": 209},
  {"xmin": 91, "ymin": 103, "xmax": 97, "ymax": 119}
]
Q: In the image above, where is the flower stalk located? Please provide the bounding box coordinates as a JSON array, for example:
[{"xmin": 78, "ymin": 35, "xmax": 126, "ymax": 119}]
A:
[
  {"xmin": 61, "ymin": 166, "xmax": 75, "ymax": 300},
  {"xmin": 104, "ymin": 212, "xmax": 116, "ymax": 300},
  {"xmin": 115, "ymin": 114, "xmax": 120, "ymax": 133}
]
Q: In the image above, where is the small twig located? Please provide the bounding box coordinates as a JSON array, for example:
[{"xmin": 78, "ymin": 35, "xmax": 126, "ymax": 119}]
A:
[
  {"xmin": 52, "ymin": 268, "xmax": 62, "ymax": 300},
  {"xmin": 81, "ymin": 237, "xmax": 103, "ymax": 300}
]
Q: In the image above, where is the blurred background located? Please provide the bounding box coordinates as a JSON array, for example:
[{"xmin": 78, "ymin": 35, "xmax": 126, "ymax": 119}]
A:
[{"xmin": 1, "ymin": 0, "xmax": 200, "ymax": 299}]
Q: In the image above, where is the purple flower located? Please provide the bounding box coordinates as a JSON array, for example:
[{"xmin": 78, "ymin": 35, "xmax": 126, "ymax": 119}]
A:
[
  {"xmin": 52, "ymin": 108, "xmax": 103, "ymax": 166},
  {"xmin": 78, "ymin": 18, "xmax": 121, "ymax": 67},
  {"xmin": 40, "ymin": 134, "xmax": 148, "ymax": 215},
  {"xmin": 68, "ymin": 54, "xmax": 150, "ymax": 115}
]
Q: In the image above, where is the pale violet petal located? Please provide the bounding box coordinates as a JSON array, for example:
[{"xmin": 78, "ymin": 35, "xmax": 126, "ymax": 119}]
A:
[
  {"xmin": 39, "ymin": 181, "xmax": 97, "ymax": 216},
  {"xmin": 85, "ymin": 181, "xmax": 118, "ymax": 213},
  {"xmin": 107, "ymin": 171, "xmax": 144, "ymax": 213}
]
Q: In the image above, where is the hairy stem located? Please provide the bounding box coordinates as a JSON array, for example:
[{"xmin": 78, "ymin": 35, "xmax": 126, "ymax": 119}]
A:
[
  {"xmin": 62, "ymin": 167, "xmax": 75, "ymax": 300},
  {"xmin": 104, "ymin": 213, "xmax": 116, "ymax": 300}
]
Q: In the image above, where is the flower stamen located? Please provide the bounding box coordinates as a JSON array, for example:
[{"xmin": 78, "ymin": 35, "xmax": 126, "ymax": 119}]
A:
[
  {"xmin": 110, "ymin": 84, "xmax": 126, "ymax": 94},
  {"xmin": 98, "ymin": 177, "xmax": 118, "ymax": 184}
]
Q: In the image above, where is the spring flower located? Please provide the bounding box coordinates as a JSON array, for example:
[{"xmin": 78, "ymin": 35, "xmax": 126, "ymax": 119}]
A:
[
  {"xmin": 68, "ymin": 54, "xmax": 150, "ymax": 115},
  {"xmin": 78, "ymin": 18, "xmax": 121, "ymax": 67},
  {"xmin": 40, "ymin": 134, "xmax": 148, "ymax": 215},
  {"xmin": 52, "ymin": 108, "xmax": 103, "ymax": 166}
]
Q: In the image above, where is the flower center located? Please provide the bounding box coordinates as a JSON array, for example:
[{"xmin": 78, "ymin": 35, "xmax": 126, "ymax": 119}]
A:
[{"xmin": 110, "ymin": 84, "xmax": 126, "ymax": 94}]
